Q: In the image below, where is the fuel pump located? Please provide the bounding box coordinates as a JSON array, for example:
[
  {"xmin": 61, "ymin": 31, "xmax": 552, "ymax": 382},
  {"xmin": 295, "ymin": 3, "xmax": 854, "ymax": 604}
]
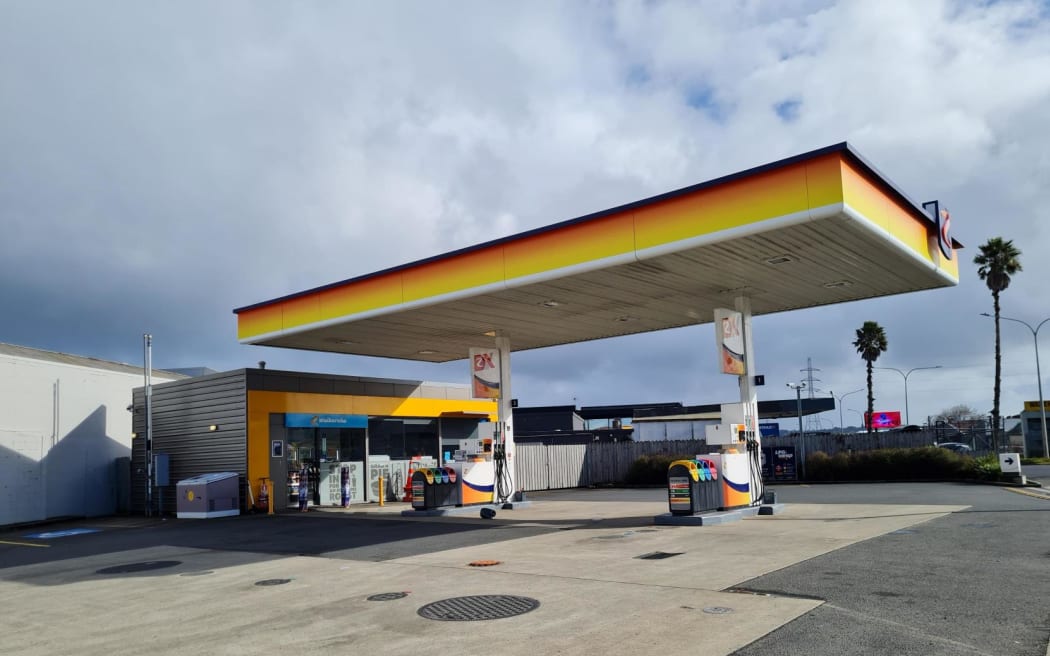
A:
[{"xmin": 492, "ymin": 421, "xmax": 512, "ymax": 505}]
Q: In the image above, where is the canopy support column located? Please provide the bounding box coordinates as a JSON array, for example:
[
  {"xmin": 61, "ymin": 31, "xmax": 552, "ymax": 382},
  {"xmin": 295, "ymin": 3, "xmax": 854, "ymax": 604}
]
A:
[
  {"xmin": 735, "ymin": 296, "xmax": 763, "ymax": 505},
  {"xmin": 495, "ymin": 334, "xmax": 515, "ymax": 503}
]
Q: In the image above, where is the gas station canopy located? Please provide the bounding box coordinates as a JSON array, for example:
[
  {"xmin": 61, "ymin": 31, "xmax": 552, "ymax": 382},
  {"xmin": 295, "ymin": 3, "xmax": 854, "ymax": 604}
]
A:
[{"xmin": 235, "ymin": 143, "xmax": 959, "ymax": 362}]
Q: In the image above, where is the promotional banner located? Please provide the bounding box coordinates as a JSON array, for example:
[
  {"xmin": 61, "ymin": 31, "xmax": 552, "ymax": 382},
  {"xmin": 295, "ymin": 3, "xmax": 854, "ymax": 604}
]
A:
[
  {"xmin": 469, "ymin": 347, "xmax": 501, "ymax": 399},
  {"xmin": 865, "ymin": 411, "xmax": 902, "ymax": 429},
  {"xmin": 760, "ymin": 446, "xmax": 797, "ymax": 481},
  {"xmin": 714, "ymin": 308, "xmax": 746, "ymax": 375}
]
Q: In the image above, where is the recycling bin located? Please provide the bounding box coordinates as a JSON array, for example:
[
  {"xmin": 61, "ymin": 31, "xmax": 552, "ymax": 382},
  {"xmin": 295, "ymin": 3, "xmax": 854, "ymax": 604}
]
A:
[
  {"xmin": 696, "ymin": 457, "xmax": 723, "ymax": 511},
  {"xmin": 411, "ymin": 469, "xmax": 428, "ymax": 510},
  {"xmin": 667, "ymin": 460, "xmax": 702, "ymax": 515}
]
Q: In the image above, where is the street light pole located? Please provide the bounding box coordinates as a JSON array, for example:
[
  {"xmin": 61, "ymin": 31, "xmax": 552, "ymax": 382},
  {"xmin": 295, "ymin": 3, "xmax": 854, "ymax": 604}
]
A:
[
  {"xmin": 873, "ymin": 365, "xmax": 943, "ymax": 425},
  {"xmin": 787, "ymin": 382, "xmax": 806, "ymax": 479},
  {"xmin": 832, "ymin": 388, "xmax": 865, "ymax": 431},
  {"xmin": 983, "ymin": 313, "xmax": 1050, "ymax": 458}
]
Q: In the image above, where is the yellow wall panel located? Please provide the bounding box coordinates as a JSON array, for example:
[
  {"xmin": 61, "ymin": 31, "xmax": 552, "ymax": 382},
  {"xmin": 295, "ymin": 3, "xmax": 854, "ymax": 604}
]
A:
[
  {"xmin": 804, "ymin": 155, "xmax": 846, "ymax": 208},
  {"xmin": 401, "ymin": 246, "xmax": 505, "ymax": 303},
  {"xmin": 317, "ymin": 274, "xmax": 404, "ymax": 322},
  {"xmin": 842, "ymin": 161, "xmax": 934, "ymax": 264},
  {"xmin": 238, "ymin": 306, "xmax": 284, "ymax": 340},
  {"xmin": 634, "ymin": 165, "xmax": 810, "ymax": 251},
  {"xmin": 504, "ymin": 213, "xmax": 636, "ymax": 280},
  {"xmin": 281, "ymin": 295, "xmax": 321, "ymax": 331}
]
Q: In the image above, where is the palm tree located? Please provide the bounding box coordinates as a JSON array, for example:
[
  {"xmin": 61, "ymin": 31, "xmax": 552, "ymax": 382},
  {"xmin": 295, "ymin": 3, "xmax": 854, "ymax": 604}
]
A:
[
  {"xmin": 974, "ymin": 237, "xmax": 1023, "ymax": 453},
  {"xmin": 853, "ymin": 321, "xmax": 888, "ymax": 435}
]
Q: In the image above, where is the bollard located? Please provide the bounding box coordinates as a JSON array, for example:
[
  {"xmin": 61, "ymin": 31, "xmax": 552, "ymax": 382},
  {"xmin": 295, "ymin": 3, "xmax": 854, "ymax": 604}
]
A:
[
  {"xmin": 378, "ymin": 476, "xmax": 385, "ymax": 507},
  {"xmin": 266, "ymin": 478, "xmax": 274, "ymax": 515}
]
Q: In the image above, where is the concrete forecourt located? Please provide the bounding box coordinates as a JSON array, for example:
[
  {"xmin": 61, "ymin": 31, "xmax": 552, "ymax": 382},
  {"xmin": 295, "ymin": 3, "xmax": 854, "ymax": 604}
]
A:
[{"xmin": 3, "ymin": 481, "xmax": 1048, "ymax": 656}]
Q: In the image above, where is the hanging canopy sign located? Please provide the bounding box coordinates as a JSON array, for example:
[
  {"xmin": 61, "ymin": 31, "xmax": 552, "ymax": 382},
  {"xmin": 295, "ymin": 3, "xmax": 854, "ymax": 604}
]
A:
[
  {"xmin": 285, "ymin": 413, "xmax": 368, "ymax": 428},
  {"xmin": 714, "ymin": 308, "xmax": 746, "ymax": 375},
  {"xmin": 469, "ymin": 347, "xmax": 501, "ymax": 399}
]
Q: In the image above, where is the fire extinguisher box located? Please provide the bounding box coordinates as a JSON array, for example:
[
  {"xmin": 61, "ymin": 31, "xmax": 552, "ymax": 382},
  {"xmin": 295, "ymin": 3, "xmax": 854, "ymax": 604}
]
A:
[{"xmin": 176, "ymin": 472, "xmax": 240, "ymax": 519}]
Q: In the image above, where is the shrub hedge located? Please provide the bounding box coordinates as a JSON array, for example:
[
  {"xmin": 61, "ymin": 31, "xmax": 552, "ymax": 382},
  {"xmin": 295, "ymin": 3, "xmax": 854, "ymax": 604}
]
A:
[
  {"xmin": 626, "ymin": 447, "xmax": 1007, "ymax": 485},
  {"xmin": 623, "ymin": 453, "xmax": 698, "ymax": 485},
  {"xmin": 805, "ymin": 447, "xmax": 980, "ymax": 482}
]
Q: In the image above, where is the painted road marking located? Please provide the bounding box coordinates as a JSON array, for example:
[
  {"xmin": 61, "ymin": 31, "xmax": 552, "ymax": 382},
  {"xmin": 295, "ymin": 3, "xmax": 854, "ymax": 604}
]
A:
[
  {"xmin": 23, "ymin": 528, "xmax": 101, "ymax": 539},
  {"xmin": 1003, "ymin": 487, "xmax": 1050, "ymax": 501},
  {"xmin": 0, "ymin": 539, "xmax": 49, "ymax": 548}
]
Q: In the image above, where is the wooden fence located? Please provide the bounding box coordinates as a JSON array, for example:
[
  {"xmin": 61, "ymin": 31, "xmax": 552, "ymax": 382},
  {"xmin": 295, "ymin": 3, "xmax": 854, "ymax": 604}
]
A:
[{"xmin": 513, "ymin": 431, "xmax": 985, "ymax": 492}]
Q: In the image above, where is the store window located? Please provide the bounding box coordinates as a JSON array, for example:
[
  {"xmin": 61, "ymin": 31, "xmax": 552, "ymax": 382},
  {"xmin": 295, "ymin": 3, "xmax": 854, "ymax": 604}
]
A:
[{"xmin": 367, "ymin": 418, "xmax": 438, "ymax": 459}]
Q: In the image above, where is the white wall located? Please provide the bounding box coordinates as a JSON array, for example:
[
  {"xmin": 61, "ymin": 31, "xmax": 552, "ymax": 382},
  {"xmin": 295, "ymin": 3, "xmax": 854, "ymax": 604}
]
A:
[
  {"xmin": 0, "ymin": 353, "xmax": 179, "ymax": 526},
  {"xmin": 634, "ymin": 420, "xmax": 718, "ymax": 441}
]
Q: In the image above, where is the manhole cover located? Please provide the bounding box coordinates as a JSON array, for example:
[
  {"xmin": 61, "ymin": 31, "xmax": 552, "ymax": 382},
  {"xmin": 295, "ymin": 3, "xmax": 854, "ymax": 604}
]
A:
[
  {"xmin": 96, "ymin": 560, "xmax": 181, "ymax": 575},
  {"xmin": 703, "ymin": 606, "xmax": 734, "ymax": 614},
  {"xmin": 368, "ymin": 592, "xmax": 408, "ymax": 601},
  {"xmin": 255, "ymin": 578, "xmax": 292, "ymax": 586},
  {"xmin": 418, "ymin": 595, "xmax": 540, "ymax": 621},
  {"xmin": 635, "ymin": 552, "xmax": 682, "ymax": 560},
  {"xmin": 468, "ymin": 560, "xmax": 502, "ymax": 567},
  {"xmin": 180, "ymin": 571, "xmax": 214, "ymax": 577}
]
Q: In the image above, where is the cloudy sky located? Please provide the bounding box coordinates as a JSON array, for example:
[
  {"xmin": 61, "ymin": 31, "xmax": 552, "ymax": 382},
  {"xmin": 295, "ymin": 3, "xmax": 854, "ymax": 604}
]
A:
[{"xmin": 3, "ymin": 1, "xmax": 1049, "ymax": 429}]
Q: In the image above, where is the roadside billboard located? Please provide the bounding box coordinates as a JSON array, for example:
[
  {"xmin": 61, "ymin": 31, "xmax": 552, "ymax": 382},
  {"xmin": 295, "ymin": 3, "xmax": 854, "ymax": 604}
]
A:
[{"xmin": 865, "ymin": 411, "xmax": 902, "ymax": 429}]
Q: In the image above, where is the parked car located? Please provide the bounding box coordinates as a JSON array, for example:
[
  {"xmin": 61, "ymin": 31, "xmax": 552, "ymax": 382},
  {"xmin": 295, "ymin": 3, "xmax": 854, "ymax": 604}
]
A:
[{"xmin": 936, "ymin": 442, "xmax": 973, "ymax": 454}]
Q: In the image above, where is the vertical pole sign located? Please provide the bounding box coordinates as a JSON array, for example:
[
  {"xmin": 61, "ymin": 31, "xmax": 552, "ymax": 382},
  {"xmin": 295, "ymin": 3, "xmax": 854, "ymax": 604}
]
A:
[
  {"xmin": 469, "ymin": 347, "xmax": 501, "ymax": 400},
  {"xmin": 714, "ymin": 309, "xmax": 746, "ymax": 375}
]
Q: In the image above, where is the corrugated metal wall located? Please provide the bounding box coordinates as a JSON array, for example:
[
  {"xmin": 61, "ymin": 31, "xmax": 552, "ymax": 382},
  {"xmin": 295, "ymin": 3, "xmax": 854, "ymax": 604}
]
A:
[
  {"xmin": 515, "ymin": 440, "xmax": 704, "ymax": 491},
  {"xmin": 131, "ymin": 371, "xmax": 247, "ymax": 513}
]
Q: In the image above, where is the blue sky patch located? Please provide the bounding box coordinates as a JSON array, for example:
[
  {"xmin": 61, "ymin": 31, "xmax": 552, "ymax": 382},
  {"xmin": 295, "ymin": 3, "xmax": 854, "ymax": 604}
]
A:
[
  {"xmin": 774, "ymin": 99, "xmax": 802, "ymax": 122},
  {"xmin": 684, "ymin": 86, "xmax": 729, "ymax": 122}
]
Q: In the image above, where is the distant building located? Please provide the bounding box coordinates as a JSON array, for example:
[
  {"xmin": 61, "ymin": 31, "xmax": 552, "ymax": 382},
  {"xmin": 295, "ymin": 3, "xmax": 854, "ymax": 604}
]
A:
[{"xmin": 0, "ymin": 343, "xmax": 184, "ymax": 526}]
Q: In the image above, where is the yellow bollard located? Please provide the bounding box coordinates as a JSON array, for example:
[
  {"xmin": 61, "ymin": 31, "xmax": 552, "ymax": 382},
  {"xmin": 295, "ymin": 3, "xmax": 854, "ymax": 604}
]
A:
[
  {"xmin": 378, "ymin": 476, "xmax": 385, "ymax": 507},
  {"xmin": 266, "ymin": 478, "xmax": 274, "ymax": 515}
]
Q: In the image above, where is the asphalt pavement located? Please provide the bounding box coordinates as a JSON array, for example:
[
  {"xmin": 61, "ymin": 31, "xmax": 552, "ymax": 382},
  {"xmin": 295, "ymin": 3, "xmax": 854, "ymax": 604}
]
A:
[{"xmin": 737, "ymin": 480, "xmax": 1050, "ymax": 656}]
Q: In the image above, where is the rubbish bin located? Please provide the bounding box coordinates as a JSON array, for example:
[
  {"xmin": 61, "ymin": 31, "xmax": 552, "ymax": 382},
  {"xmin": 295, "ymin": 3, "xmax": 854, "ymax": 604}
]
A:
[
  {"xmin": 696, "ymin": 457, "xmax": 723, "ymax": 512},
  {"xmin": 176, "ymin": 472, "xmax": 240, "ymax": 519},
  {"xmin": 668, "ymin": 460, "xmax": 701, "ymax": 515},
  {"xmin": 445, "ymin": 467, "xmax": 461, "ymax": 506}
]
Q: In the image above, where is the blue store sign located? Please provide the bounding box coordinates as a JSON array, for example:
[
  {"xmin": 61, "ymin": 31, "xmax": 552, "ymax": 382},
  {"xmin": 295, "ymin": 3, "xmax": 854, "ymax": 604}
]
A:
[
  {"xmin": 758, "ymin": 423, "xmax": 780, "ymax": 437},
  {"xmin": 285, "ymin": 413, "xmax": 368, "ymax": 428}
]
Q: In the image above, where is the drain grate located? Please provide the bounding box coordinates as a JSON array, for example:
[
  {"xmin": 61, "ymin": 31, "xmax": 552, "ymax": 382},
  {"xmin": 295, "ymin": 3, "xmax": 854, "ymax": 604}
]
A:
[
  {"xmin": 635, "ymin": 552, "xmax": 682, "ymax": 560},
  {"xmin": 595, "ymin": 531, "xmax": 634, "ymax": 540},
  {"xmin": 703, "ymin": 606, "xmax": 734, "ymax": 614},
  {"xmin": 96, "ymin": 560, "xmax": 181, "ymax": 575},
  {"xmin": 368, "ymin": 592, "xmax": 408, "ymax": 601},
  {"xmin": 418, "ymin": 595, "xmax": 539, "ymax": 621},
  {"xmin": 255, "ymin": 578, "xmax": 292, "ymax": 586}
]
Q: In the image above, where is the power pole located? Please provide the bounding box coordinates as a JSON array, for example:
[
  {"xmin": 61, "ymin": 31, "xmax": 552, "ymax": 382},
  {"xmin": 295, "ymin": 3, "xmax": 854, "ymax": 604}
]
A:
[{"xmin": 802, "ymin": 358, "xmax": 822, "ymax": 430}]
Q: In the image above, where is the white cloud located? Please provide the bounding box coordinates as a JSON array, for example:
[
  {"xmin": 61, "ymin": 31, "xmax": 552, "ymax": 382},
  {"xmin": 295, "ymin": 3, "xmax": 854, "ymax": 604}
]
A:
[{"xmin": 1, "ymin": 0, "xmax": 1049, "ymax": 425}]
